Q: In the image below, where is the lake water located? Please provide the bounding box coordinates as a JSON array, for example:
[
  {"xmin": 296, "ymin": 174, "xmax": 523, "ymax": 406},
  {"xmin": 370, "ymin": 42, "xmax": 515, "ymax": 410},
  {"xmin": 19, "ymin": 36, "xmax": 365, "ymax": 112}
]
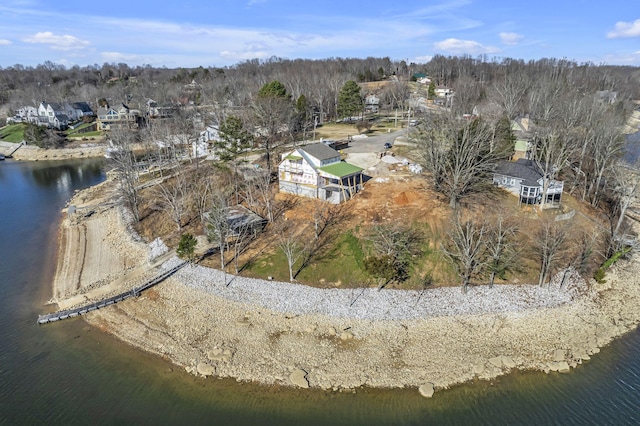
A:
[{"xmin": 1, "ymin": 158, "xmax": 640, "ymax": 425}]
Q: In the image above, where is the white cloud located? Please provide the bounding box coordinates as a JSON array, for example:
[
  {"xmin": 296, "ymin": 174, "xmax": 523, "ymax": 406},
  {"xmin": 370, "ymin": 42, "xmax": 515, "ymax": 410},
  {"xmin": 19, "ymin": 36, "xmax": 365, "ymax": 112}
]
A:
[
  {"xmin": 101, "ymin": 51, "xmax": 146, "ymax": 63},
  {"xmin": 0, "ymin": 39, "xmax": 11, "ymax": 45},
  {"xmin": 413, "ymin": 55, "xmax": 433, "ymax": 63},
  {"xmin": 499, "ymin": 32, "xmax": 523, "ymax": 45},
  {"xmin": 220, "ymin": 49, "xmax": 270, "ymax": 61},
  {"xmin": 23, "ymin": 31, "xmax": 90, "ymax": 51},
  {"xmin": 433, "ymin": 38, "xmax": 500, "ymax": 54},
  {"xmin": 607, "ymin": 19, "xmax": 640, "ymax": 38},
  {"xmin": 600, "ymin": 51, "xmax": 640, "ymax": 66}
]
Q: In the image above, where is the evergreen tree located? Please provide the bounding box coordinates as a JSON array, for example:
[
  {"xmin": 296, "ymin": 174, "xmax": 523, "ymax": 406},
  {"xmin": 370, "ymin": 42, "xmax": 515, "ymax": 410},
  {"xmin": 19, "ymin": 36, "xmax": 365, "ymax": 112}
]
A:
[
  {"xmin": 428, "ymin": 80, "xmax": 436, "ymax": 100},
  {"xmin": 215, "ymin": 115, "xmax": 252, "ymax": 203},
  {"xmin": 258, "ymin": 80, "xmax": 289, "ymax": 99},
  {"xmin": 177, "ymin": 233, "xmax": 197, "ymax": 262},
  {"xmin": 337, "ymin": 80, "xmax": 362, "ymax": 119},
  {"xmin": 493, "ymin": 114, "xmax": 516, "ymax": 158}
]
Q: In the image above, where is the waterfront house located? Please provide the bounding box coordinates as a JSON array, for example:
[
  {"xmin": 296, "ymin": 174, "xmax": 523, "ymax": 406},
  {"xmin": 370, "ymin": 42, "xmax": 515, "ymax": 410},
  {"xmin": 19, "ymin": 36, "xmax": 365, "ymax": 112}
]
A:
[
  {"xmin": 38, "ymin": 102, "xmax": 69, "ymax": 129},
  {"xmin": 97, "ymin": 103, "xmax": 140, "ymax": 130},
  {"xmin": 278, "ymin": 143, "xmax": 364, "ymax": 204},
  {"xmin": 493, "ymin": 158, "xmax": 563, "ymax": 207}
]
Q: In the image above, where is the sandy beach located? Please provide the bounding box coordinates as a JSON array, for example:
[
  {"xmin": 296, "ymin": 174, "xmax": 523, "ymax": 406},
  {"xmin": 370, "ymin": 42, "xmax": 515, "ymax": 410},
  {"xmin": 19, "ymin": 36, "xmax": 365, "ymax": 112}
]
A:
[{"xmin": 49, "ymin": 177, "xmax": 640, "ymax": 393}]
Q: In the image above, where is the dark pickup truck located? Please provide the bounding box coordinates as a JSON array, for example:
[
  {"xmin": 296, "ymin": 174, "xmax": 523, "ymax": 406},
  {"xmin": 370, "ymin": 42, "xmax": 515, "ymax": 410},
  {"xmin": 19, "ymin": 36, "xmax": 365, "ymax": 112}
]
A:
[{"xmin": 323, "ymin": 139, "xmax": 350, "ymax": 150}]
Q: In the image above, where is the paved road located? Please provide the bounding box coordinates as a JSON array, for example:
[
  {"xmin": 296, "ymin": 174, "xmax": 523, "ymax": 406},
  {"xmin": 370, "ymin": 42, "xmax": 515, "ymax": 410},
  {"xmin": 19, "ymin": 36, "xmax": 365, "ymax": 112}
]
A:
[{"xmin": 342, "ymin": 129, "xmax": 408, "ymax": 153}]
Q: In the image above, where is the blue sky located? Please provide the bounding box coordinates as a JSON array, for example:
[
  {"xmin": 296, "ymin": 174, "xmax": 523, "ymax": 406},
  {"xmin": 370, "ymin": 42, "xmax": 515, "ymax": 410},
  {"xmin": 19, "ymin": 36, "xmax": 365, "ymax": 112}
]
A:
[{"xmin": 0, "ymin": 0, "xmax": 638, "ymax": 68}]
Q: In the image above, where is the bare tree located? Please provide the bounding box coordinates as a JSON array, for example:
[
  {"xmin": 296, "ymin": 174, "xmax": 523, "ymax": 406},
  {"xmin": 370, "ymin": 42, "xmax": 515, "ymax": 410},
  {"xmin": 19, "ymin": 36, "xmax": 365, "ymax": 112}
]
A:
[
  {"xmin": 277, "ymin": 223, "xmax": 306, "ymax": 282},
  {"xmin": 415, "ymin": 113, "xmax": 505, "ymax": 208},
  {"xmin": 485, "ymin": 215, "xmax": 519, "ymax": 287},
  {"xmin": 192, "ymin": 168, "xmax": 216, "ymax": 225},
  {"xmin": 530, "ymin": 127, "xmax": 575, "ymax": 209},
  {"xmin": 251, "ymin": 81, "xmax": 293, "ymax": 175},
  {"xmin": 363, "ymin": 224, "xmax": 423, "ymax": 287},
  {"xmin": 528, "ymin": 72, "xmax": 564, "ymax": 123},
  {"xmin": 534, "ymin": 219, "xmax": 569, "ymax": 286},
  {"xmin": 310, "ymin": 200, "xmax": 346, "ymax": 240},
  {"xmin": 151, "ymin": 167, "xmax": 190, "ymax": 231},
  {"xmin": 492, "ymin": 71, "xmax": 528, "ymax": 119},
  {"xmin": 243, "ymin": 168, "xmax": 275, "ymax": 223},
  {"xmin": 574, "ymin": 228, "xmax": 600, "ymax": 275},
  {"xmin": 230, "ymin": 221, "xmax": 255, "ymax": 275},
  {"xmin": 169, "ymin": 107, "xmax": 200, "ymax": 163},
  {"xmin": 206, "ymin": 192, "xmax": 231, "ymax": 269},
  {"xmin": 108, "ymin": 127, "xmax": 141, "ymax": 221},
  {"xmin": 604, "ymin": 162, "xmax": 640, "ymax": 256},
  {"xmin": 580, "ymin": 111, "xmax": 626, "ymax": 206},
  {"xmin": 441, "ymin": 214, "xmax": 488, "ymax": 293}
]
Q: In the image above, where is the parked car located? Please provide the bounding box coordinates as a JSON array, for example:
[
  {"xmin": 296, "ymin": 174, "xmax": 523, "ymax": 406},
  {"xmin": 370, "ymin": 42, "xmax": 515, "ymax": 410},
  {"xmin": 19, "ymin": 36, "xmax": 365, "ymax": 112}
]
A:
[{"xmin": 384, "ymin": 142, "xmax": 392, "ymax": 149}]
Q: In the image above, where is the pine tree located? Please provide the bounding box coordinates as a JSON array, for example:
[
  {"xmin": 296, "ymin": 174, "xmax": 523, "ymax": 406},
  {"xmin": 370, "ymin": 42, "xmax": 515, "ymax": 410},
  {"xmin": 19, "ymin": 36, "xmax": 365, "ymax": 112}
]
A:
[{"xmin": 337, "ymin": 80, "xmax": 362, "ymax": 119}]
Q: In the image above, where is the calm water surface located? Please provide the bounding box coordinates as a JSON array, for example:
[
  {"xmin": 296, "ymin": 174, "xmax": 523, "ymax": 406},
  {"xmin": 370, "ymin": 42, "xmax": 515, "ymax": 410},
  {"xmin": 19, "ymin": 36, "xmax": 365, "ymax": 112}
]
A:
[{"xmin": 1, "ymin": 158, "xmax": 639, "ymax": 425}]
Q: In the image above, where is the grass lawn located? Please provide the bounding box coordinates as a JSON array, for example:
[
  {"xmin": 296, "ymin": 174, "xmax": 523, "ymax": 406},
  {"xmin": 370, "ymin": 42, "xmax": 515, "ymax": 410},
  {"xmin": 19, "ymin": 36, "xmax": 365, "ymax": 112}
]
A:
[
  {"xmin": 67, "ymin": 122, "xmax": 94, "ymax": 132},
  {"xmin": 67, "ymin": 122, "xmax": 103, "ymax": 139},
  {"xmin": 0, "ymin": 123, "xmax": 26, "ymax": 143},
  {"xmin": 240, "ymin": 231, "xmax": 369, "ymax": 287},
  {"xmin": 68, "ymin": 131, "xmax": 103, "ymax": 138}
]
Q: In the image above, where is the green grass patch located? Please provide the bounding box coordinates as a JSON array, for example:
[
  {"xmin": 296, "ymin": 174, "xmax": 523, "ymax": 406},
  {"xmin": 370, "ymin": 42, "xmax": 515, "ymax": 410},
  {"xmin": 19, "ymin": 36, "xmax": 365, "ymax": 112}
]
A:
[
  {"xmin": 67, "ymin": 131, "xmax": 103, "ymax": 138},
  {"xmin": 0, "ymin": 123, "xmax": 26, "ymax": 143},
  {"xmin": 67, "ymin": 122, "xmax": 93, "ymax": 133},
  {"xmin": 241, "ymin": 249, "xmax": 291, "ymax": 283},
  {"xmin": 594, "ymin": 247, "xmax": 632, "ymax": 283},
  {"xmin": 241, "ymin": 231, "xmax": 369, "ymax": 286},
  {"xmin": 296, "ymin": 231, "xmax": 368, "ymax": 286}
]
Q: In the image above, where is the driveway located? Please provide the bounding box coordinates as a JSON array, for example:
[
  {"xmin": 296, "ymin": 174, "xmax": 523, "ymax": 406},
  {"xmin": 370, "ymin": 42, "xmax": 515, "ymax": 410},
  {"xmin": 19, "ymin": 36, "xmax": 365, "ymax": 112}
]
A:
[{"xmin": 342, "ymin": 129, "xmax": 407, "ymax": 153}]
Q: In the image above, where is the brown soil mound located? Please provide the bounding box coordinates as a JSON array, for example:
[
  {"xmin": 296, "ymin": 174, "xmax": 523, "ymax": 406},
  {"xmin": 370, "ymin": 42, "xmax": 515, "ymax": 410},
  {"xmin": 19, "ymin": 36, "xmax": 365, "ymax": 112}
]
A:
[{"xmin": 393, "ymin": 190, "xmax": 420, "ymax": 206}]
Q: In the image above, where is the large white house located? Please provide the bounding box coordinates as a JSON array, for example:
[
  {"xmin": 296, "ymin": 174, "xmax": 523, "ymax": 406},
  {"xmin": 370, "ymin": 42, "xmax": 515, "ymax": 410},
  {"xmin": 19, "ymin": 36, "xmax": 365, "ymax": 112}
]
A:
[
  {"xmin": 37, "ymin": 102, "xmax": 70, "ymax": 129},
  {"xmin": 278, "ymin": 143, "xmax": 364, "ymax": 204}
]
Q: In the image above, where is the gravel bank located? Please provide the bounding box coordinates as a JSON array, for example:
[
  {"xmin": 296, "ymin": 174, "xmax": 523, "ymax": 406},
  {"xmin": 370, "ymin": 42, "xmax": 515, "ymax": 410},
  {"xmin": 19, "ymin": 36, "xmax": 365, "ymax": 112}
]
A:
[{"xmin": 167, "ymin": 258, "xmax": 586, "ymax": 320}]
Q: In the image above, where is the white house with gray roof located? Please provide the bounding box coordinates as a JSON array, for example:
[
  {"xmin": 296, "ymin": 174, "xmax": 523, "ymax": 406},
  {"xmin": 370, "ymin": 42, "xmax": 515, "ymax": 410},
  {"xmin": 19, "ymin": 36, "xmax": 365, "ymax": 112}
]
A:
[
  {"xmin": 278, "ymin": 143, "xmax": 364, "ymax": 204},
  {"xmin": 493, "ymin": 158, "xmax": 563, "ymax": 207}
]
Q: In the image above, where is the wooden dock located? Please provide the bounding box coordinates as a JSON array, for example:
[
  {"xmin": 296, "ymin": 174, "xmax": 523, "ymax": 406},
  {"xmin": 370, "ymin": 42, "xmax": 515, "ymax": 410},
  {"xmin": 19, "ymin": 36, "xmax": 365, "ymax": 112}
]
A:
[{"xmin": 37, "ymin": 260, "xmax": 187, "ymax": 325}]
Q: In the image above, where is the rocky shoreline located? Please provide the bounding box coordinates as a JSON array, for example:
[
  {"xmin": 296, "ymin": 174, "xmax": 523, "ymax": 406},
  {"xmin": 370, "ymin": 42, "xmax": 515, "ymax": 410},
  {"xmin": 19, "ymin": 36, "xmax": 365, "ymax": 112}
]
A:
[
  {"xmin": 0, "ymin": 141, "xmax": 107, "ymax": 161},
  {"xmin": 51, "ymin": 178, "xmax": 640, "ymax": 395}
]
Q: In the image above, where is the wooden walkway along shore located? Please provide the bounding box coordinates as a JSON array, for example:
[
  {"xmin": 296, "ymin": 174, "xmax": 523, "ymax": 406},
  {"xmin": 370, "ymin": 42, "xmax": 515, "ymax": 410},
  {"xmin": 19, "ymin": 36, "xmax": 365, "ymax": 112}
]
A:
[{"xmin": 37, "ymin": 260, "xmax": 187, "ymax": 325}]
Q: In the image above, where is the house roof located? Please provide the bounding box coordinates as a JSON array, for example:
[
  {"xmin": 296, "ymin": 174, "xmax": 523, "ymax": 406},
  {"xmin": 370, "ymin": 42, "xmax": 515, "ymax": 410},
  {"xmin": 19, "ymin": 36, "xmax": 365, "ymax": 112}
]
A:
[
  {"xmin": 318, "ymin": 162, "xmax": 363, "ymax": 178},
  {"xmin": 299, "ymin": 143, "xmax": 340, "ymax": 162},
  {"xmin": 71, "ymin": 102, "xmax": 93, "ymax": 113},
  {"xmin": 226, "ymin": 205, "xmax": 266, "ymax": 233},
  {"xmin": 48, "ymin": 102, "xmax": 64, "ymax": 111},
  {"xmin": 495, "ymin": 159, "xmax": 543, "ymax": 187},
  {"xmin": 514, "ymin": 139, "xmax": 529, "ymax": 152}
]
